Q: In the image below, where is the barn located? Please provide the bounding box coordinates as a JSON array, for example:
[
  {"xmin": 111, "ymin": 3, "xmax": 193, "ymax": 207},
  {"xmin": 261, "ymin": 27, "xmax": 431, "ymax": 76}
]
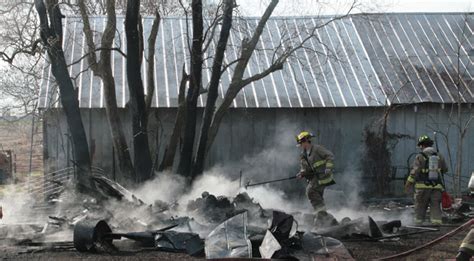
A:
[{"xmin": 38, "ymin": 13, "xmax": 474, "ymax": 194}]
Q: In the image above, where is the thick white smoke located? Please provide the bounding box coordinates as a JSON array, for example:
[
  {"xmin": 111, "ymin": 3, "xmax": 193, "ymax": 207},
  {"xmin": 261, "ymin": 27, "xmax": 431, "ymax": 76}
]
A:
[
  {"xmin": 131, "ymin": 118, "xmax": 414, "ymax": 225},
  {"xmin": 0, "ymin": 119, "xmax": 414, "ymax": 243}
]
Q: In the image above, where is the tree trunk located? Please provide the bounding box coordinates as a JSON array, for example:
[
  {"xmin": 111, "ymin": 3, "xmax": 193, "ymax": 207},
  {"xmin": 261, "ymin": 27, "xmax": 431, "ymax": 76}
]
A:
[
  {"xmin": 79, "ymin": 0, "xmax": 136, "ymax": 183},
  {"xmin": 35, "ymin": 0, "xmax": 94, "ymax": 190},
  {"xmin": 102, "ymin": 73, "xmax": 135, "ymax": 182},
  {"xmin": 177, "ymin": 0, "xmax": 203, "ymax": 177},
  {"xmin": 205, "ymin": 88, "xmax": 237, "ymax": 153},
  {"xmin": 193, "ymin": 0, "xmax": 234, "ymax": 177},
  {"xmin": 455, "ymin": 138, "xmax": 462, "ymax": 196},
  {"xmin": 145, "ymin": 11, "xmax": 161, "ymax": 175},
  {"xmin": 455, "ymin": 102, "xmax": 462, "ymax": 196},
  {"xmin": 125, "ymin": 0, "xmax": 152, "ymax": 182},
  {"xmin": 159, "ymin": 66, "xmax": 188, "ymax": 171},
  {"xmin": 145, "ymin": 11, "xmax": 161, "ymax": 111}
]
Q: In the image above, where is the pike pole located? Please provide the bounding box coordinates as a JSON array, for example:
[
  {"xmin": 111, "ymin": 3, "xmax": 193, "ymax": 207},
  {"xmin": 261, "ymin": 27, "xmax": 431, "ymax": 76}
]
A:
[{"xmin": 245, "ymin": 175, "xmax": 297, "ymax": 189}]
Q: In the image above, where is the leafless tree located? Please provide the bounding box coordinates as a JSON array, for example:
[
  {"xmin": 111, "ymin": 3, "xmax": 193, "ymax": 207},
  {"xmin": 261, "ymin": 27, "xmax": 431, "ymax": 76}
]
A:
[
  {"xmin": 34, "ymin": 0, "xmax": 95, "ymax": 191},
  {"xmin": 124, "ymin": 0, "xmax": 154, "ymax": 182},
  {"xmin": 449, "ymin": 13, "xmax": 473, "ymax": 196},
  {"xmin": 0, "ymin": 1, "xmax": 43, "ymax": 118},
  {"xmin": 3, "ymin": 0, "xmax": 367, "ymax": 186},
  {"xmin": 192, "ymin": 0, "xmax": 233, "ymax": 176},
  {"xmin": 156, "ymin": 0, "xmax": 359, "ymax": 179},
  {"xmin": 77, "ymin": 0, "xmax": 137, "ymax": 183},
  {"xmin": 426, "ymin": 13, "xmax": 473, "ymax": 196}
]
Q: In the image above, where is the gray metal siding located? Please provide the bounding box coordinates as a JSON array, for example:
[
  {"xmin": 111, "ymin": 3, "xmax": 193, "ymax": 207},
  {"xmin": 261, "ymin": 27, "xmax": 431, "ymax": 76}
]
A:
[{"xmin": 43, "ymin": 104, "xmax": 474, "ymax": 193}]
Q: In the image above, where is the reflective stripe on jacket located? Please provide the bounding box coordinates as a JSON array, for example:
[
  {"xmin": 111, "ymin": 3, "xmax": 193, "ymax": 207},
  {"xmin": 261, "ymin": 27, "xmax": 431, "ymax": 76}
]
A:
[
  {"xmin": 407, "ymin": 147, "xmax": 448, "ymax": 190},
  {"xmin": 300, "ymin": 144, "xmax": 335, "ymax": 186}
]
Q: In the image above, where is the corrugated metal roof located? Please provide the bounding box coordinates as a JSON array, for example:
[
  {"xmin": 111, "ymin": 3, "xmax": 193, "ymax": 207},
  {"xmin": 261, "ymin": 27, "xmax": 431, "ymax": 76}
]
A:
[{"xmin": 38, "ymin": 13, "xmax": 474, "ymax": 108}]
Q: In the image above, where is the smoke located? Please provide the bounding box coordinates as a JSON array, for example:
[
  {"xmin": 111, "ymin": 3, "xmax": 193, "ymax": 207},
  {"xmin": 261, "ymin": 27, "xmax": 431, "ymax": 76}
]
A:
[
  {"xmin": 132, "ymin": 166, "xmax": 413, "ymax": 227},
  {"xmin": 0, "ymin": 185, "xmax": 46, "ymax": 224},
  {"xmin": 133, "ymin": 170, "xmax": 187, "ymax": 204},
  {"xmin": 132, "ymin": 119, "xmax": 414, "ymax": 225},
  {"xmin": 0, "ymin": 120, "xmax": 415, "ymax": 244},
  {"xmin": 0, "ymin": 185, "xmax": 52, "ymax": 242},
  {"xmin": 132, "ymin": 168, "xmax": 306, "ymax": 214},
  {"xmin": 133, "ymin": 119, "xmax": 308, "ymax": 214}
]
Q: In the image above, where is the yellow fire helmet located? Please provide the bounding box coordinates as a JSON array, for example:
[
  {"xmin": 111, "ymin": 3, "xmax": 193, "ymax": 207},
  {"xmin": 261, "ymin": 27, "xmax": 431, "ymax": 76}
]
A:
[
  {"xmin": 296, "ymin": 131, "xmax": 314, "ymax": 144},
  {"xmin": 417, "ymin": 135, "xmax": 433, "ymax": 146}
]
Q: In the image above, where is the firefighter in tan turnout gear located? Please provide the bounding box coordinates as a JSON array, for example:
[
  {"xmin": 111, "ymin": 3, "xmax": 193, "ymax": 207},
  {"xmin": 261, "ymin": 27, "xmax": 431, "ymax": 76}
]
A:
[
  {"xmin": 456, "ymin": 224, "xmax": 474, "ymax": 260},
  {"xmin": 455, "ymin": 174, "xmax": 474, "ymax": 261},
  {"xmin": 405, "ymin": 135, "xmax": 448, "ymax": 225},
  {"xmin": 296, "ymin": 131, "xmax": 335, "ymax": 213}
]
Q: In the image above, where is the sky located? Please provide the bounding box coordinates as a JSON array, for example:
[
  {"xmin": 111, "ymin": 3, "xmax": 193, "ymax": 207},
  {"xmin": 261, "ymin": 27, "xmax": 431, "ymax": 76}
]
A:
[{"xmin": 236, "ymin": 0, "xmax": 474, "ymax": 16}]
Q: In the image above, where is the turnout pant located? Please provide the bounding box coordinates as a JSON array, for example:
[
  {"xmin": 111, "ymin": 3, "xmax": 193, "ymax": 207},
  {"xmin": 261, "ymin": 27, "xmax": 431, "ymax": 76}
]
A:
[
  {"xmin": 414, "ymin": 188, "xmax": 442, "ymax": 225},
  {"xmin": 306, "ymin": 178, "xmax": 326, "ymax": 213},
  {"xmin": 459, "ymin": 227, "xmax": 474, "ymax": 256}
]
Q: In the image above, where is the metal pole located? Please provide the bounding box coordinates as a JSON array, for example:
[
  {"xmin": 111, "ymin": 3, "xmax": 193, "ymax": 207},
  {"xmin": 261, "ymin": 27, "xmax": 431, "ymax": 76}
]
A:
[
  {"xmin": 27, "ymin": 113, "xmax": 35, "ymax": 193},
  {"xmin": 28, "ymin": 113, "xmax": 35, "ymax": 176},
  {"xmin": 246, "ymin": 175, "xmax": 297, "ymax": 188}
]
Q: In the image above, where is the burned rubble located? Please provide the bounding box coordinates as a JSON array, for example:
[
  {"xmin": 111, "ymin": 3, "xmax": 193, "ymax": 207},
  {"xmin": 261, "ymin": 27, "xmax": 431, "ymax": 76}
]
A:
[{"xmin": 2, "ymin": 174, "xmax": 472, "ymax": 260}]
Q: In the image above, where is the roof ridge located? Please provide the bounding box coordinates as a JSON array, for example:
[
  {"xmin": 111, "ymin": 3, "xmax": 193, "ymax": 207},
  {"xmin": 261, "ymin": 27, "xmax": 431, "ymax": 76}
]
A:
[{"xmin": 65, "ymin": 12, "xmax": 472, "ymax": 20}]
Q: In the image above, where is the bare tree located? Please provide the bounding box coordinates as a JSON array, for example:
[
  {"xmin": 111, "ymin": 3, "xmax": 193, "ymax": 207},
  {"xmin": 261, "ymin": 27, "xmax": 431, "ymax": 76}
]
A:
[
  {"xmin": 176, "ymin": 0, "xmax": 205, "ymax": 177},
  {"xmin": 125, "ymin": 0, "xmax": 153, "ymax": 182},
  {"xmin": 426, "ymin": 13, "xmax": 472, "ymax": 196},
  {"xmin": 0, "ymin": 1, "xmax": 43, "ymax": 118},
  {"xmin": 78, "ymin": 0, "xmax": 136, "ymax": 183},
  {"xmin": 450, "ymin": 13, "xmax": 473, "ymax": 196},
  {"xmin": 158, "ymin": 67, "xmax": 188, "ymax": 171},
  {"xmin": 34, "ymin": 0, "xmax": 94, "ymax": 191},
  {"xmin": 40, "ymin": 0, "xmax": 187, "ymax": 182},
  {"xmin": 161, "ymin": 0, "xmax": 359, "ymax": 179},
  {"xmin": 5, "ymin": 0, "xmax": 364, "ymax": 186},
  {"xmin": 197, "ymin": 0, "xmax": 357, "ymax": 176},
  {"xmin": 192, "ymin": 0, "xmax": 234, "ymax": 176}
]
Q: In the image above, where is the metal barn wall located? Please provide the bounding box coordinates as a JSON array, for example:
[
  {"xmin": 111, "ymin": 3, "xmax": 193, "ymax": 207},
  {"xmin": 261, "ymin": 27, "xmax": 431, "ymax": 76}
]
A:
[{"xmin": 42, "ymin": 103, "xmax": 474, "ymax": 193}]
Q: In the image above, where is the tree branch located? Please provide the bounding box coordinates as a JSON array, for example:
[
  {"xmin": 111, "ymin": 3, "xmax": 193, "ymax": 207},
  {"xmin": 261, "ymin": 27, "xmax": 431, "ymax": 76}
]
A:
[
  {"xmin": 239, "ymin": 59, "xmax": 284, "ymax": 87},
  {"xmin": 0, "ymin": 39, "xmax": 42, "ymax": 64},
  {"xmin": 78, "ymin": 0, "xmax": 100, "ymax": 73},
  {"xmin": 68, "ymin": 47, "xmax": 126, "ymax": 68}
]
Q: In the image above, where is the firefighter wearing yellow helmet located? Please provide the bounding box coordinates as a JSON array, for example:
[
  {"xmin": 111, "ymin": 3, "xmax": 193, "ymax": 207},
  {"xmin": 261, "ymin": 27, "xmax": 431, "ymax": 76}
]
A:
[
  {"xmin": 405, "ymin": 135, "xmax": 448, "ymax": 225},
  {"xmin": 296, "ymin": 131, "xmax": 335, "ymax": 213}
]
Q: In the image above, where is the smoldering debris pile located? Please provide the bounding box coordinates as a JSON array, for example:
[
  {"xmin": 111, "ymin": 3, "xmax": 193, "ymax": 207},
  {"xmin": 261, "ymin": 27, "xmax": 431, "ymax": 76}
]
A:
[
  {"xmin": 0, "ymin": 175, "xmax": 472, "ymax": 260},
  {"xmin": 186, "ymin": 191, "xmax": 269, "ymax": 224}
]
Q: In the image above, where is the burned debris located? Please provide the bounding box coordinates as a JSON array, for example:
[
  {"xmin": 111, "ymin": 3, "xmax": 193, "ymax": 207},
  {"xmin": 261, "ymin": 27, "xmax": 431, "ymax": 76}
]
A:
[
  {"xmin": 3, "ymin": 171, "xmax": 472, "ymax": 260},
  {"xmin": 73, "ymin": 219, "xmax": 204, "ymax": 256},
  {"xmin": 205, "ymin": 210, "xmax": 354, "ymax": 260},
  {"xmin": 0, "ymin": 0, "xmax": 472, "ymax": 258}
]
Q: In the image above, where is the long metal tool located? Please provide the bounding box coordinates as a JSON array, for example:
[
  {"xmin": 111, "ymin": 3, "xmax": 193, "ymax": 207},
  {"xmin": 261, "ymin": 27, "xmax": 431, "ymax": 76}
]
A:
[{"xmin": 245, "ymin": 175, "xmax": 297, "ymax": 188}]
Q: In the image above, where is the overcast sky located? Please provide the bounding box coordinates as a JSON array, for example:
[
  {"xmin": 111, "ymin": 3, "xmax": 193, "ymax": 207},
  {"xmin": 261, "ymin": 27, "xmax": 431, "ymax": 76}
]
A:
[{"xmin": 236, "ymin": 0, "xmax": 474, "ymax": 16}]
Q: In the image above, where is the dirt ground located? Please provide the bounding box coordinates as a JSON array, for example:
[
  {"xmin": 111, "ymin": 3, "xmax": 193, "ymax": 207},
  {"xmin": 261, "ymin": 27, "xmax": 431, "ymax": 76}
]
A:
[
  {"xmin": 0, "ymin": 224, "xmax": 468, "ymax": 260},
  {"xmin": 0, "ymin": 243, "xmax": 201, "ymax": 260},
  {"xmin": 344, "ymin": 225, "xmax": 467, "ymax": 260}
]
